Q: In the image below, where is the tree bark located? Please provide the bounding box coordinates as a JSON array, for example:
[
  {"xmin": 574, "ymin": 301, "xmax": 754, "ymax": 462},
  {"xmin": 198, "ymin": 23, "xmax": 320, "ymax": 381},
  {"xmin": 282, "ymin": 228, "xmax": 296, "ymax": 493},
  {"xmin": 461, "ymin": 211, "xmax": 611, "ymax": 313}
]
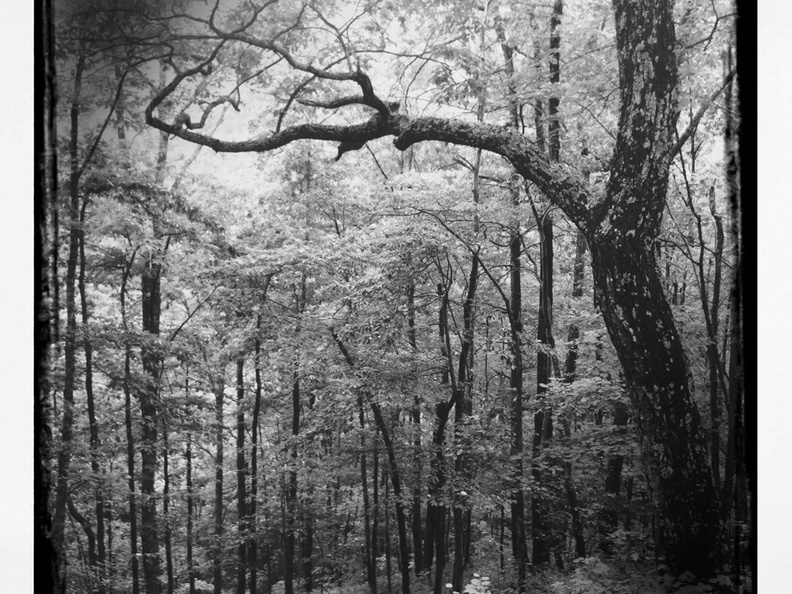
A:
[
  {"xmin": 78, "ymin": 191, "xmax": 106, "ymax": 593},
  {"xmin": 533, "ymin": 1, "xmax": 563, "ymax": 566},
  {"xmin": 359, "ymin": 400, "xmax": 377, "ymax": 594},
  {"xmin": 121, "ymin": 258, "xmax": 140, "ymax": 594},
  {"xmin": 237, "ymin": 358, "xmax": 248, "ymax": 594},
  {"xmin": 186, "ymin": 425, "xmax": 195, "ymax": 594},
  {"xmin": 250, "ymin": 316, "xmax": 264, "ymax": 594},
  {"xmin": 139, "ymin": 251, "xmax": 163, "ymax": 594},
  {"xmin": 214, "ymin": 376, "xmax": 226, "ymax": 594},
  {"xmin": 583, "ymin": 1, "xmax": 721, "ymax": 575},
  {"xmin": 373, "ymin": 426, "xmax": 381, "ymax": 587},
  {"xmin": 53, "ymin": 52, "xmax": 85, "ymax": 564},
  {"xmin": 163, "ymin": 421, "xmax": 174, "ymax": 594}
]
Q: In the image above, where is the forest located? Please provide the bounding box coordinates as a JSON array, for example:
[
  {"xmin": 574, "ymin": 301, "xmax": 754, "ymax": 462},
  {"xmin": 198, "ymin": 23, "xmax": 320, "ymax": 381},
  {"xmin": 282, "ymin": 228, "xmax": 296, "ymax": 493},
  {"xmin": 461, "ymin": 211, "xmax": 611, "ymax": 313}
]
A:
[{"xmin": 37, "ymin": 0, "xmax": 749, "ymax": 592}]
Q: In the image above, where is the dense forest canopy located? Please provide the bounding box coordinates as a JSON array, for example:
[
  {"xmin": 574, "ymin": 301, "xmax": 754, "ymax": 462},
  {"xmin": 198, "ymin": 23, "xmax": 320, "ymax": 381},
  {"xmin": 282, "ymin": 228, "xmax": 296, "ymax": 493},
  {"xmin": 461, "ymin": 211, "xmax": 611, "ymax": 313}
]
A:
[{"xmin": 38, "ymin": 0, "xmax": 750, "ymax": 592}]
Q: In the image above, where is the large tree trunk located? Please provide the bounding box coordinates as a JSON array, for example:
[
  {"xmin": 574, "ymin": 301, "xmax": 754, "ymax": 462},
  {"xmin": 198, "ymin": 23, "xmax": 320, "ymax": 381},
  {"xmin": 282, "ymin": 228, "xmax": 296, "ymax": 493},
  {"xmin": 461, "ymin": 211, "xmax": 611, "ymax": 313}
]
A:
[
  {"xmin": 584, "ymin": 0, "xmax": 721, "ymax": 576},
  {"xmin": 452, "ymin": 259, "xmax": 477, "ymax": 593}
]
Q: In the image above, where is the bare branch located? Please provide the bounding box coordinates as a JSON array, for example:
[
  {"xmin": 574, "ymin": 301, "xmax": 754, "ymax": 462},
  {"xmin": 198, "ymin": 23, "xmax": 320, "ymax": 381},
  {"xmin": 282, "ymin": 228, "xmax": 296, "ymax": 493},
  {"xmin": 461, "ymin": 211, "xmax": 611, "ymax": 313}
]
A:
[
  {"xmin": 672, "ymin": 68, "xmax": 736, "ymax": 157},
  {"xmin": 297, "ymin": 95, "xmax": 367, "ymax": 109}
]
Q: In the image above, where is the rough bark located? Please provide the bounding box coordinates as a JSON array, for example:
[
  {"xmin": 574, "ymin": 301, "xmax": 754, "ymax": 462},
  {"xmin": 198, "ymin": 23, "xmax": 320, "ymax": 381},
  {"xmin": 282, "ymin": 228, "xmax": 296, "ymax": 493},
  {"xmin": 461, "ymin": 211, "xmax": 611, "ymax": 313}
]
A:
[{"xmin": 585, "ymin": 1, "xmax": 721, "ymax": 575}]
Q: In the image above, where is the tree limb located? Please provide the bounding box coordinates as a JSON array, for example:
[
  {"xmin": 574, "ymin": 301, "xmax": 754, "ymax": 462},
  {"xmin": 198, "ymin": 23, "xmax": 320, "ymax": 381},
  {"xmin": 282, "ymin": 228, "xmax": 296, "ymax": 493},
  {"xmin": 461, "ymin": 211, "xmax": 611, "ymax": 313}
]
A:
[{"xmin": 672, "ymin": 68, "xmax": 737, "ymax": 158}]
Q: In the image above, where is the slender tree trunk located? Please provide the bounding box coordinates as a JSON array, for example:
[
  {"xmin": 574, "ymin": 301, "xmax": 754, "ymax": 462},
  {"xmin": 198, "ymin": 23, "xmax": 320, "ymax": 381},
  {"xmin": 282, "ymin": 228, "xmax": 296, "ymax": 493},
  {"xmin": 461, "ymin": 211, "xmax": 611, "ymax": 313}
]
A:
[
  {"xmin": 214, "ymin": 376, "xmax": 226, "ymax": 594},
  {"xmin": 407, "ymin": 283, "xmax": 424, "ymax": 577},
  {"xmin": 359, "ymin": 400, "xmax": 377, "ymax": 594},
  {"xmin": 302, "ymin": 495, "xmax": 314, "ymax": 593},
  {"xmin": 135, "ymin": 61, "xmax": 173, "ymax": 594},
  {"xmin": 599, "ymin": 403, "xmax": 628, "ymax": 554},
  {"xmin": 78, "ymin": 194, "xmax": 107, "ymax": 593},
  {"xmin": 139, "ymin": 254, "xmax": 163, "ymax": 594},
  {"xmin": 284, "ymin": 370, "xmax": 300, "ymax": 594},
  {"xmin": 384, "ymin": 475, "xmax": 393, "ymax": 594},
  {"xmin": 427, "ymin": 284, "xmax": 453, "ymax": 594},
  {"xmin": 68, "ymin": 496, "xmax": 97, "ymax": 572},
  {"xmin": 186, "ymin": 427, "xmax": 195, "ymax": 594},
  {"xmin": 250, "ymin": 317, "xmax": 264, "ymax": 594},
  {"xmin": 532, "ymin": 205, "xmax": 556, "ymax": 567},
  {"xmin": 53, "ymin": 52, "xmax": 85, "ymax": 565},
  {"xmin": 120, "ymin": 258, "xmax": 140, "ymax": 594},
  {"xmin": 707, "ymin": 186, "xmax": 724, "ymax": 491},
  {"xmin": 563, "ymin": 463, "xmax": 587, "ymax": 558},
  {"xmin": 332, "ymin": 332, "xmax": 412, "ymax": 594},
  {"xmin": 508, "ymin": 206, "xmax": 528, "ymax": 592},
  {"xmin": 285, "ymin": 272, "xmax": 306, "ymax": 594},
  {"xmin": 373, "ymin": 427, "xmax": 381, "ymax": 588},
  {"xmin": 451, "ymin": 258, "xmax": 478, "ymax": 593},
  {"xmin": 495, "ymin": 19, "xmax": 530, "ymax": 587},
  {"xmin": 163, "ymin": 422, "xmax": 174, "ymax": 594},
  {"xmin": 237, "ymin": 359, "xmax": 248, "ymax": 594}
]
